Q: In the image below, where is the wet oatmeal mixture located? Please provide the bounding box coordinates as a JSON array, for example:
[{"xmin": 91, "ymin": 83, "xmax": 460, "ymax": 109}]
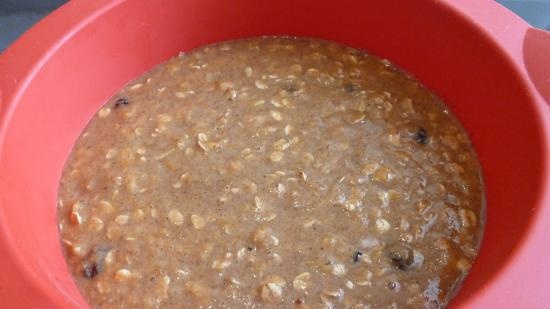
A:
[{"xmin": 58, "ymin": 37, "xmax": 484, "ymax": 309}]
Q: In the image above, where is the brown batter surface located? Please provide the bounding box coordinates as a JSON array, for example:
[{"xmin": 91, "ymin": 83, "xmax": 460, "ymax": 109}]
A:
[{"xmin": 58, "ymin": 37, "xmax": 484, "ymax": 309}]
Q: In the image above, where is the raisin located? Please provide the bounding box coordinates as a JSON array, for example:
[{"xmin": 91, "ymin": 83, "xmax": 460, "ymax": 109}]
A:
[
  {"xmin": 386, "ymin": 244, "xmax": 414, "ymax": 270},
  {"xmin": 344, "ymin": 83, "xmax": 360, "ymax": 93},
  {"xmin": 83, "ymin": 263, "xmax": 99, "ymax": 279},
  {"xmin": 114, "ymin": 98, "xmax": 129, "ymax": 109},
  {"xmin": 414, "ymin": 127, "xmax": 429, "ymax": 145},
  {"xmin": 81, "ymin": 245, "xmax": 109, "ymax": 279},
  {"xmin": 283, "ymin": 84, "xmax": 298, "ymax": 94},
  {"xmin": 352, "ymin": 251, "xmax": 363, "ymax": 263},
  {"xmin": 294, "ymin": 299, "xmax": 304, "ymax": 305},
  {"xmin": 387, "ymin": 281, "xmax": 402, "ymax": 292}
]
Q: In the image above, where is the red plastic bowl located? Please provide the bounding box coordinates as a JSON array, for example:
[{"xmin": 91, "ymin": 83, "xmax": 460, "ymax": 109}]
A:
[{"xmin": 0, "ymin": 0, "xmax": 549, "ymax": 308}]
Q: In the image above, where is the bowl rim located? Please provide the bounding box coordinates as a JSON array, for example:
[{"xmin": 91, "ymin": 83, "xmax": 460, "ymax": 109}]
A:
[{"xmin": 0, "ymin": 0, "xmax": 549, "ymax": 308}]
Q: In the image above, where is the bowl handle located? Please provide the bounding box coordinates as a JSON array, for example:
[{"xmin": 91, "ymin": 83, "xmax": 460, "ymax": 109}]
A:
[
  {"xmin": 0, "ymin": 0, "xmax": 112, "ymax": 133},
  {"xmin": 523, "ymin": 27, "xmax": 550, "ymax": 105},
  {"xmin": 445, "ymin": 0, "xmax": 549, "ymax": 105}
]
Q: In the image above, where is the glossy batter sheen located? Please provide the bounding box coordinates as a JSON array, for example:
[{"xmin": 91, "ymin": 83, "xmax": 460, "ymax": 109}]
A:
[{"xmin": 58, "ymin": 37, "xmax": 484, "ymax": 309}]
